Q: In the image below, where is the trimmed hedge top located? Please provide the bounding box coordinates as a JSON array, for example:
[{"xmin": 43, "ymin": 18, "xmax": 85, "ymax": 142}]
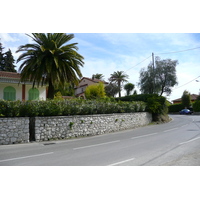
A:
[{"xmin": 0, "ymin": 99, "xmax": 146, "ymax": 117}]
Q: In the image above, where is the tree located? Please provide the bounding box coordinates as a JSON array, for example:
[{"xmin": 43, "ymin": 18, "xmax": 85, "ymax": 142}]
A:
[
  {"xmin": 54, "ymin": 82, "xmax": 75, "ymax": 96},
  {"xmin": 85, "ymin": 82, "xmax": 106, "ymax": 99},
  {"xmin": 105, "ymin": 82, "xmax": 119, "ymax": 97},
  {"xmin": 181, "ymin": 90, "xmax": 191, "ymax": 108},
  {"xmin": 124, "ymin": 83, "xmax": 135, "ymax": 96},
  {"xmin": 3, "ymin": 49, "xmax": 17, "ymax": 72},
  {"xmin": 109, "ymin": 71, "xmax": 129, "ymax": 97},
  {"xmin": 16, "ymin": 33, "xmax": 84, "ymax": 99},
  {"xmin": 139, "ymin": 56, "xmax": 178, "ymax": 96},
  {"xmin": 92, "ymin": 73, "xmax": 104, "ymax": 80},
  {"xmin": 0, "ymin": 40, "xmax": 16, "ymax": 72},
  {"xmin": 0, "ymin": 40, "xmax": 4, "ymax": 70}
]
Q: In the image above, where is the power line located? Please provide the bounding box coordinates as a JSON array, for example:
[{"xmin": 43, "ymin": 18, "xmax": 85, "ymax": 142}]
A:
[
  {"xmin": 155, "ymin": 47, "xmax": 200, "ymax": 55},
  {"xmin": 126, "ymin": 55, "xmax": 151, "ymax": 72},
  {"xmin": 172, "ymin": 76, "xmax": 200, "ymax": 90}
]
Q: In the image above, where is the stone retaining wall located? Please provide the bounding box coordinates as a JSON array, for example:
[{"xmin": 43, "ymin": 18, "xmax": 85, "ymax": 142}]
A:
[
  {"xmin": 0, "ymin": 112, "xmax": 152, "ymax": 145},
  {"xmin": 0, "ymin": 117, "xmax": 29, "ymax": 145},
  {"xmin": 34, "ymin": 112, "xmax": 152, "ymax": 142}
]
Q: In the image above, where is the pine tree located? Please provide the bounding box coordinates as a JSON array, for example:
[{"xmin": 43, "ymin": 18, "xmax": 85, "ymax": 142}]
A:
[
  {"xmin": 0, "ymin": 40, "xmax": 5, "ymax": 71},
  {"xmin": 3, "ymin": 49, "xmax": 17, "ymax": 72},
  {"xmin": 0, "ymin": 39, "xmax": 17, "ymax": 72}
]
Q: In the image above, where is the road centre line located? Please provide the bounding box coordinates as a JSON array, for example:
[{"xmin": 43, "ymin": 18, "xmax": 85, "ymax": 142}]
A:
[
  {"xmin": 0, "ymin": 152, "xmax": 54, "ymax": 163},
  {"xmin": 73, "ymin": 140, "xmax": 120, "ymax": 150},
  {"xmin": 163, "ymin": 128, "xmax": 178, "ymax": 132},
  {"xmin": 131, "ymin": 132, "xmax": 159, "ymax": 140},
  {"xmin": 179, "ymin": 137, "xmax": 200, "ymax": 145},
  {"xmin": 108, "ymin": 158, "xmax": 135, "ymax": 166}
]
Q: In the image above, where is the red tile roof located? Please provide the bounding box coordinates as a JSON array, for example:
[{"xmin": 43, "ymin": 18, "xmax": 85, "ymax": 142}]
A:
[
  {"xmin": 0, "ymin": 71, "xmax": 21, "ymax": 79},
  {"xmin": 172, "ymin": 94, "xmax": 199, "ymax": 102}
]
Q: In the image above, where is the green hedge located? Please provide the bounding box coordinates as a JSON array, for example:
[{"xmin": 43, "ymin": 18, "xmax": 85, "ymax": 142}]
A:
[
  {"xmin": 0, "ymin": 99, "xmax": 147, "ymax": 117},
  {"xmin": 168, "ymin": 103, "xmax": 184, "ymax": 113},
  {"xmin": 193, "ymin": 100, "xmax": 200, "ymax": 112},
  {"xmin": 117, "ymin": 94, "xmax": 168, "ymax": 114}
]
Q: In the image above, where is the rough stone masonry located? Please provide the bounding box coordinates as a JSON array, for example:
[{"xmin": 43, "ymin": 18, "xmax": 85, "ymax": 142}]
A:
[
  {"xmin": 0, "ymin": 112, "xmax": 152, "ymax": 145},
  {"xmin": 34, "ymin": 112, "xmax": 152, "ymax": 142},
  {"xmin": 0, "ymin": 117, "xmax": 29, "ymax": 145}
]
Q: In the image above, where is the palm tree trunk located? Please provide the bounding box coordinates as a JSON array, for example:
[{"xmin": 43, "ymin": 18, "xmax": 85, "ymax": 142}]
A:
[
  {"xmin": 47, "ymin": 80, "xmax": 55, "ymax": 99},
  {"xmin": 118, "ymin": 81, "xmax": 121, "ymax": 97}
]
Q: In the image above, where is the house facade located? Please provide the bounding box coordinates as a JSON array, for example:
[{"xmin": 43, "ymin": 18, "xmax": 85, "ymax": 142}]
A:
[
  {"xmin": 75, "ymin": 77, "xmax": 108, "ymax": 98},
  {"xmin": 172, "ymin": 94, "xmax": 199, "ymax": 104},
  {"xmin": 0, "ymin": 71, "xmax": 47, "ymax": 101}
]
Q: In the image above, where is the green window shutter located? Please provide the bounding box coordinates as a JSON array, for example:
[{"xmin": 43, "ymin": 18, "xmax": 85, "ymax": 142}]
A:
[
  {"xmin": 28, "ymin": 88, "xmax": 39, "ymax": 100},
  {"xmin": 3, "ymin": 86, "xmax": 16, "ymax": 101}
]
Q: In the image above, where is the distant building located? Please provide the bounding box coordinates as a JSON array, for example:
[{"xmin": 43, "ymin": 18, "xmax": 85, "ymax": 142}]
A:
[
  {"xmin": 172, "ymin": 94, "xmax": 199, "ymax": 104},
  {"xmin": 0, "ymin": 71, "xmax": 47, "ymax": 101},
  {"xmin": 75, "ymin": 77, "xmax": 108, "ymax": 98}
]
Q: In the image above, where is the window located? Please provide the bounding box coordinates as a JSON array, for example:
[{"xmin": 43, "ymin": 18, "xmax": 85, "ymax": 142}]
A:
[
  {"xmin": 28, "ymin": 88, "xmax": 39, "ymax": 100},
  {"xmin": 3, "ymin": 86, "xmax": 16, "ymax": 101}
]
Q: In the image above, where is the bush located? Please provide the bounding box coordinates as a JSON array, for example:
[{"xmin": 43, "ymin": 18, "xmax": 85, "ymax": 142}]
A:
[
  {"xmin": 0, "ymin": 98, "xmax": 147, "ymax": 117},
  {"xmin": 117, "ymin": 94, "xmax": 168, "ymax": 114},
  {"xmin": 168, "ymin": 103, "xmax": 184, "ymax": 113},
  {"xmin": 85, "ymin": 82, "xmax": 106, "ymax": 99},
  {"xmin": 193, "ymin": 100, "xmax": 200, "ymax": 112}
]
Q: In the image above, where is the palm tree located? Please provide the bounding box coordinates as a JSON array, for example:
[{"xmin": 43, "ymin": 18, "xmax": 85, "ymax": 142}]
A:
[
  {"xmin": 109, "ymin": 71, "xmax": 129, "ymax": 97},
  {"xmin": 16, "ymin": 33, "xmax": 84, "ymax": 99},
  {"xmin": 92, "ymin": 73, "xmax": 104, "ymax": 81},
  {"xmin": 124, "ymin": 83, "xmax": 135, "ymax": 96}
]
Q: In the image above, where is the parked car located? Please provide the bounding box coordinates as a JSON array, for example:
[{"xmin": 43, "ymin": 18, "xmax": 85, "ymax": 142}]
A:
[{"xmin": 179, "ymin": 109, "xmax": 193, "ymax": 115}]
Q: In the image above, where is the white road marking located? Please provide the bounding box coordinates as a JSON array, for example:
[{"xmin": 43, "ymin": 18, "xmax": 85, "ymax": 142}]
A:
[
  {"xmin": 131, "ymin": 132, "xmax": 158, "ymax": 140},
  {"xmin": 163, "ymin": 128, "xmax": 178, "ymax": 132},
  {"xmin": 0, "ymin": 152, "xmax": 54, "ymax": 163},
  {"xmin": 108, "ymin": 158, "xmax": 135, "ymax": 166},
  {"xmin": 73, "ymin": 140, "xmax": 120, "ymax": 150},
  {"xmin": 179, "ymin": 137, "xmax": 200, "ymax": 145}
]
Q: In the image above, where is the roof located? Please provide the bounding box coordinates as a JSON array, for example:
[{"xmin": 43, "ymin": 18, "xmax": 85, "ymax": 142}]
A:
[
  {"xmin": 172, "ymin": 94, "xmax": 199, "ymax": 102},
  {"xmin": 0, "ymin": 71, "xmax": 21, "ymax": 79},
  {"xmin": 0, "ymin": 71, "xmax": 44, "ymax": 85},
  {"xmin": 80, "ymin": 77, "xmax": 109, "ymax": 84}
]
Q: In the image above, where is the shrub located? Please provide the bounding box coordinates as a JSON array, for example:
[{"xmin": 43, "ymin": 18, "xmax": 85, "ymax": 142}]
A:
[
  {"xmin": 0, "ymin": 98, "xmax": 147, "ymax": 117},
  {"xmin": 193, "ymin": 100, "xmax": 200, "ymax": 112},
  {"xmin": 168, "ymin": 103, "xmax": 184, "ymax": 113},
  {"xmin": 85, "ymin": 82, "xmax": 106, "ymax": 99}
]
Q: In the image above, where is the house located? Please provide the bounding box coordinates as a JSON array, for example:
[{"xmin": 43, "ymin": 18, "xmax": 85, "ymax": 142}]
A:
[
  {"xmin": 172, "ymin": 94, "xmax": 199, "ymax": 104},
  {"xmin": 0, "ymin": 71, "xmax": 47, "ymax": 101},
  {"xmin": 74, "ymin": 77, "xmax": 108, "ymax": 98}
]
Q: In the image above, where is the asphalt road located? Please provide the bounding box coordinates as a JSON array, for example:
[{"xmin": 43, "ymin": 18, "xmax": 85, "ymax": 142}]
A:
[{"xmin": 1, "ymin": 114, "xmax": 200, "ymax": 166}]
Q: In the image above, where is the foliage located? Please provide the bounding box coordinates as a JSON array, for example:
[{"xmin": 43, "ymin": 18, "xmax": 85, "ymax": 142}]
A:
[
  {"xmin": 105, "ymin": 82, "xmax": 119, "ymax": 97},
  {"xmin": 193, "ymin": 100, "xmax": 200, "ymax": 112},
  {"xmin": 85, "ymin": 82, "xmax": 106, "ymax": 99},
  {"xmin": 0, "ymin": 98, "xmax": 147, "ymax": 117},
  {"xmin": 124, "ymin": 83, "xmax": 135, "ymax": 96},
  {"xmin": 116, "ymin": 94, "xmax": 168, "ymax": 115},
  {"xmin": 109, "ymin": 71, "xmax": 129, "ymax": 97},
  {"xmin": 54, "ymin": 82, "xmax": 75, "ymax": 96},
  {"xmin": 138, "ymin": 56, "xmax": 178, "ymax": 96},
  {"xmin": 0, "ymin": 39, "xmax": 17, "ymax": 72},
  {"xmin": 92, "ymin": 73, "xmax": 104, "ymax": 80},
  {"xmin": 54, "ymin": 91, "xmax": 64, "ymax": 101},
  {"xmin": 181, "ymin": 90, "xmax": 191, "ymax": 108},
  {"xmin": 146, "ymin": 95, "xmax": 168, "ymax": 114},
  {"xmin": 168, "ymin": 103, "xmax": 185, "ymax": 113},
  {"xmin": 16, "ymin": 33, "xmax": 84, "ymax": 99}
]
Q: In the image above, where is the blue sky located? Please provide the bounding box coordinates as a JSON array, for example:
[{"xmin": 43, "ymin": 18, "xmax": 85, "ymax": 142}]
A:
[{"xmin": 1, "ymin": 33, "xmax": 200, "ymax": 102}]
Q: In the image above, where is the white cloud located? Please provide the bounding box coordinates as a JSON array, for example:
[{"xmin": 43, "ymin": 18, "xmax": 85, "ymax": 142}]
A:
[{"xmin": 0, "ymin": 33, "xmax": 19, "ymax": 42}]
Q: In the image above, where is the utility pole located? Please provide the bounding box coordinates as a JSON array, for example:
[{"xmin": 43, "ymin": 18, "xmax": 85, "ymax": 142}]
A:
[{"xmin": 152, "ymin": 52, "xmax": 155, "ymax": 94}]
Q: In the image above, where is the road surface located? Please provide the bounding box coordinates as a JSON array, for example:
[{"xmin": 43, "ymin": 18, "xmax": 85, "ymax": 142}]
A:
[{"xmin": 1, "ymin": 114, "xmax": 200, "ymax": 166}]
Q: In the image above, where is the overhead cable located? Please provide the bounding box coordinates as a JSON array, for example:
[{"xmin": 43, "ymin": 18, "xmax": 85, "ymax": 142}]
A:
[
  {"xmin": 172, "ymin": 76, "xmax": 200, "ymax": 90},
  {"xmin": 126, "ymin": 55, "xmax": 151, "ymax": 72},
  {"xmin": 155, "ymin": 47, "xmax": 200, "ymax": 55}
]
